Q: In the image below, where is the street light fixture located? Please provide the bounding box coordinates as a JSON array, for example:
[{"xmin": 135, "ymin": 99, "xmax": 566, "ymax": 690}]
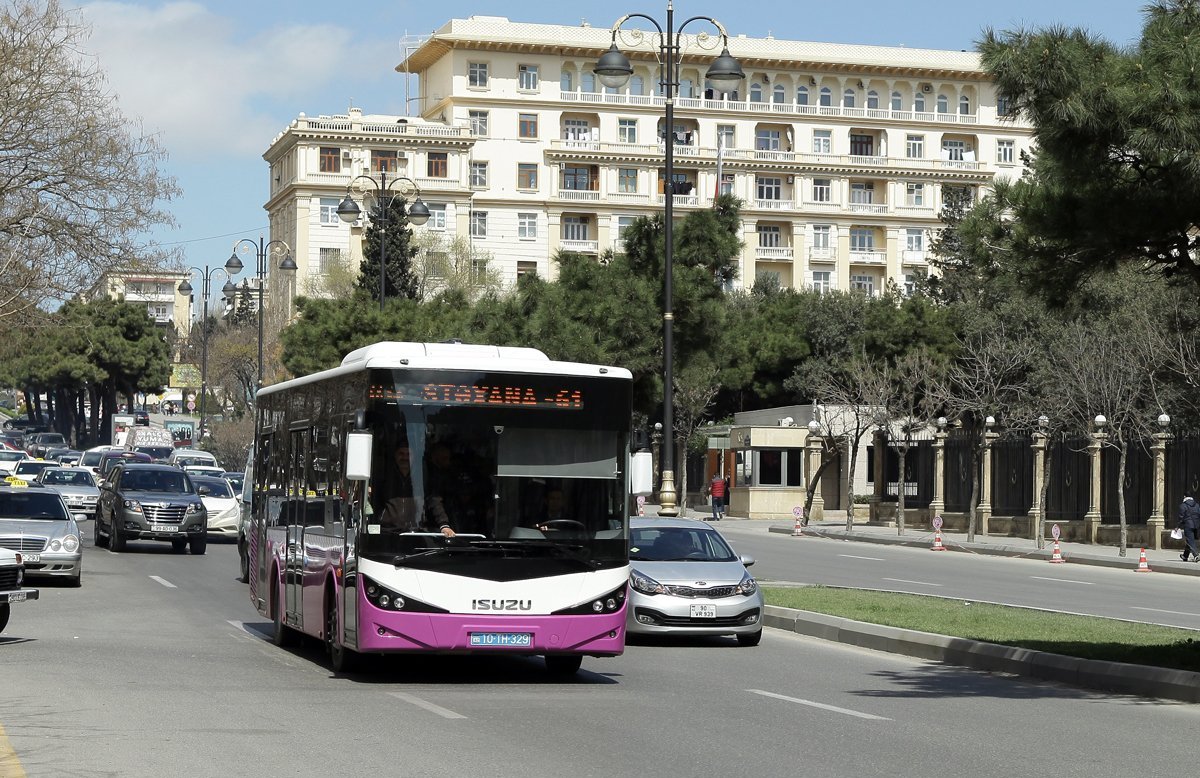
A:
[
  {"xmin": 226, "ymin": 236, "xmax": 297, "ymax": 394},
  {"xmin": 594, "ymin": 3, "xmax": 743, "ymax": 516},
  {"xmin": 178, "ymin": 261, "xmax": 239, "ymax": 434},
  {"xmin": 335, "ymin": 171, "xmax": 430, "ymax": 311}
]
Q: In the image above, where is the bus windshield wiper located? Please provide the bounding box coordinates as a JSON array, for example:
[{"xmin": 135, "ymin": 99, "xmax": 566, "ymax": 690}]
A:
[{"xmin": 473, "ymin": 539, "xmax": 601, "ymax": 568}]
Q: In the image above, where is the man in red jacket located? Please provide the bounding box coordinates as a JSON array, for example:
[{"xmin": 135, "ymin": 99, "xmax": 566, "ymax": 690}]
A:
[{"xmin": 708, "ymin": 473, "xmax": 727, "ymax": 521}]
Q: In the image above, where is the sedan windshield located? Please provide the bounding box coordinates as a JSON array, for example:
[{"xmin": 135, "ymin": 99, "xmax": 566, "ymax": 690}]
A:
[
  {"xmin": 0, "ymin": 492, "xmax": 69, "ymax": 520},
  {"xmin": 41, "ymin": 470, "xmax": 96, "ymax": 487},
  {"xmin": 630, "ymin": 527, "xmax": 737, "ymax": 562},
  {"xmin": 196, "ymin": 479, "xmax": 233, "ymax": 498},
  {"xmin": 14, "ymin": 462, "xmax": 53, "ymax": 477},
  {"xmin": 0, "ymin": 451, "xmax": 24, "ymax": 461}
]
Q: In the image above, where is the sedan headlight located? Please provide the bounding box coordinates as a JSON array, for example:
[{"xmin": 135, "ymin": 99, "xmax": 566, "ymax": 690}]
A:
[
  {"xmin": 630, "ymin": 569, "xmax": 668, "ymax": 595},
  {"xmin": 735, "ymin": 573, "xmax": 758, "ymax": 596},
  {"xmin": 62, "ymin": 534, "xmax": 79, "ymax": 553}
]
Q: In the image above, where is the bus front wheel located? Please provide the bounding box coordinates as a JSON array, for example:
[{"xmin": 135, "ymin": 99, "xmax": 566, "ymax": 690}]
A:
[
  {"xmin": 325, "ymin": 594, "xmax": 358, "ymax": 673},
  {"xmin": 271, "ymin": 577, "xmax": 295, "ymax": 647}
]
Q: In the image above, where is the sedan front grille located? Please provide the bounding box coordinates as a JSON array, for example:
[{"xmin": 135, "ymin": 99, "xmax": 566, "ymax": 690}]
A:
[
  {"xmin": 0, "ymin": 537, "xmax": 47, "ymax": 553},
  {"xmin": 665, "ymin": 585, "xmax": 736, "ymax": 598},
  {"xmin": 142, "ymin": 505, "xmax": 187, "ymax": 523},
  {"xmin": 637, "ymin": 607, "xmax": 760, "ymax": 628}
]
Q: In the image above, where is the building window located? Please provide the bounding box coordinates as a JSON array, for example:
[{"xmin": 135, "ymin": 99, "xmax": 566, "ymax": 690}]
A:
[
  {"xmin": 812, "ymin": 129, "xmax": 831, "ymax": 154},
  {"xmin": 517, "ymin": 212, "xmax": 537, "ymax": 239},
  {"xmin": 469, "ymin": 161, "xmax": 488, "ymax": 188},
  {"xmin": 562, "ymin": 166, "xmax": 594, "ymax": 191},
  {"xmin": 812, "ymin": 178, "xmax": 832, "ymax": 202},
  {"xmin": 906, "ymin": 134, "xmax": 924, "ymax": 158},
  {"xmin": 773, "ymin": 85, "xmax": 786, "ymax": 104},
  {"xmin": 997, "ymin": 96, "xmax": 1013, "ymax": 116},
  {"xmin": 517, "ymin": 260, "xmax": 538, "ymax": 277},
  {"xmin": 560, "ymin": 71, "xmax": 573, "ymax": 91},
  {"xmin": 851, "ymin": 274, "xmax": 875, "ymax": 294},
  {"xmin": 469, "ymin": 110, "xmax": 489, "ymax": 136},
  {"xmin": 850, "ymin": 182, "xmax": 874, "ymax": 204},
  {"xmin": 904, "ymin": 273, "xmax": 918, "ymax": 295},
  {"xmin": 317, "ymin": 247, "xmax": 340, "ymax": 275},
  {"xmin": 518, "ymin": 64, "xmax": 539, "ymax": 90},
  {"xmin": 850, "ymin": 228, "xmax": 875, "ymax": 251},
  {"xmin": 756, "ymin": 176, "xmax": 781, "ymax": 200},
  {"xmin": 867, "ymin": 90, "xmax": 879, "ymax": 109},
  {"xmin": 719, "ymin": 172, "xmax": 734, "ymax": 196},
  {"xmin": 618, "ymin": 118, "xmax": 638, "ymax": 144},
  {"xmin": 819, "ymin": 87, "xmax": 832, "ymax": 106},
  {"xmin": 425, "ymin": 204, "xmax": 446, "ymax": 230},
  {"xmin": 519, "ymin": 113, "xmax": 538, "ymax": 139},
  {"xmin": 891, "ymin": 91, "xmax": 902, "ymax": 110},
  {"xmin": 371, "ymin": 150, "xmax": 399, "ymax": 173},
  {"xmin": 959, "ymin": 95, "xmax": 971, "ymax": 114},
  {"xmin": 319, "ymin": 197, "xmax": 340, "ymax": 225},
  {"xmin": 756, "ymin": 129, "xmax": 781, "ymax": 151},
  {"xmin": 914, "ymin": 93, "xmax": 926, "ymax": 112},
  {"xmin": 618, "ymin": 168, "xmax": 638, "ymax": 193},
  {"xmin": 811, "ymin": 270, "xmax": 831, "ymax": 293},
  {"xmin": 757, "ymin": 225, "xmax": 781, "ymax": 247},
  {"xmin": 812, "ymin": 225, "xmax": 831, "ymax": 249},
  {"xmin": 796, "ymin": 85, "xmax": 809, "ymax": 106},
  {"xmin": 319, "ymin": 147, "xmax": 340, "ymax": 173},
  {"xmin": 997, "ymin": 139, "xmax": 1015, "ymax": 165},
  {"xmin": 517, "ymin": 163, "xmax": 538, "ymax": 189},
  {"xmin": 563, "ymin": 215, "xmax": 590, "ymax": 241},
  {"xmin": 581, "ymin": 72, "xmax": 595, "ymax": 93},
  {"xmin": 843, "ymin": 89, "xmax": 856, "ymax": 108},
  {"xmin": 564, "ymin": 118, "xmax": 591, "ymax": 141},
  {"xmin": 906, "ymin": 228, "xmax": 925, "ymax": 252},
  {"xmin": 749, "ymin": 82, "xmax": 763, "ymax": 102},
  {"xmin": 630, "ymin": 75, "xmax": 645, "ymax": 95},
  {"xmin": 717, "ymin": 124, "xmax": 735, "ymax": 149},
  {"xmin": 678, "ymin": 79, "xmax": 693, "ymax": 98},
  {"xmin": 936, "ymin": 94, "xmax": 948, "ymax": 113},
  {"xmin": 942, "ymin": 139, "xmax": 966, "ymax": 161},
  {"xmin": 470, "ymin": 211, "xmax": 487, "ymax": 238},
  {"xmin": 850, "ymin": 134, "xmax": 873, "ymax": 156},
  {"xmin": 616, "ymin": 215, "xmax": 636, "ymax": 243},
  {"xmin": 426, "ymin": 152, "xmax": 448, "ymax": 178},
  {"xmin": 906, "ymin": 182, "xmax": 925, "ymax": 207},
  {"xmin": 468, "ymin": 62, "xmax": 488, "ymax": 87}
]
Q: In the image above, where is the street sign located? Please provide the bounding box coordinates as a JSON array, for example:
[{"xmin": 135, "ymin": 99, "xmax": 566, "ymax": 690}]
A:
[
  {"xmin": 792, "ymin": 506, "xmax": 804, "ymax": 517},
  {"xmin": 932, "ymin": 515, "xmax": 943, "ymax": 530},
  {"xmin": 187, "ymin": 393, "xmax": 196, "ymax": 402},
  {"xmin": 186, "ymin": 400, "xmax": 196, "ymax": 412},
  {"xmin": 636, "ymin": 495, "xmax": 646, "ymax": 506},
  {"xmin": 1052, "ymin": 523, "xmax": 1061, "ymax": 540}
]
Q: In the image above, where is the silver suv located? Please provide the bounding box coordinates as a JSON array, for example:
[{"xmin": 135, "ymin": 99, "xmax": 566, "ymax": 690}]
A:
[{"xmin": 96, "ymin": 463, "xmax": 208, "ymax": 554}]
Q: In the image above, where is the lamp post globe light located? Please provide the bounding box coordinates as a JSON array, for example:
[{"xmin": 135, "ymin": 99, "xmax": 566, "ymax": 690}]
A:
[
  {"xmin": 226, "ymin": 236, "xmax": 297, "ymax": 394},
  {"xmin": 594, "ymin": 2, "xmax": 743, "ymax": 516},
  {"xmin": 177, "ymin": 261, "xmax": 239, "ymax": 434},
  {"xmin": 335, "ymin": 171, "xmax": 430, "ymax": 312}
]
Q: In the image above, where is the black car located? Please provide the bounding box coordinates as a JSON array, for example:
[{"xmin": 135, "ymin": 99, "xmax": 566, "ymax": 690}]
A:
[
  {"xmin": 25, "ymin": 432, "xmax": 66, "ymax": 459},
  {"xmin": 95, "ymin": 463, "xmax": 207, "ymax": 554},
  {"xmin": 133, "ymin": 409, "xmax": 150, "ymax": 426}
]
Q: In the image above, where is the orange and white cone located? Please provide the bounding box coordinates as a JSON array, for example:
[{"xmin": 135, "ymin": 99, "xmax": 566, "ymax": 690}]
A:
[
  {"xmin": 1134, "ymin": 548, "xmax": 1152, "ymax": 573},
  {"xmin": 792, "ymin": 515, "xmax": 804, "ymax": 537},
  {"xmin": 930, "ymin": 529, "xmax": 946, "ymax": 551},
  {"xmin": 1048, "ymin": 539, "xmax": 1065, "ymax": 563}
]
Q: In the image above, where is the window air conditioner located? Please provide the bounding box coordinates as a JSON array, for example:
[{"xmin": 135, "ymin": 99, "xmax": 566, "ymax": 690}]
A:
[
  {"xmin": 786, "ymin": 175, "xmax": 794, "ymax": 184},
  {"xmin": 922, "ymin": 84, "xmax": 933, "ymax": 93}
]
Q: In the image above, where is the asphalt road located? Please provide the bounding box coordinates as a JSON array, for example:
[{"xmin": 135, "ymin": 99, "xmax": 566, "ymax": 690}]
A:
[{"xmin": 2, "ymin": 526, "xmax": 1198, "ymax": 778}]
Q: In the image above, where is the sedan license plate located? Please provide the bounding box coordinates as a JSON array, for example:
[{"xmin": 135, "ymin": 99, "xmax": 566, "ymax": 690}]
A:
[
  {"xmin": 23, "ymin": 554, "xmax": 39, "ymax": 563},
  {"xmin": 7, "ymin": 591, "xmax": 26, "ymax": 603},
  {"xmin": 690, "ymin": 604, "xmax": 718, "ymax": 619},
  {"xmin": 151, "ymin": 525, "xmax": 179, "ymax": 533},
  {"xmin": 469, "ymin": 632, "xmax": 532, "ymax": 647}
]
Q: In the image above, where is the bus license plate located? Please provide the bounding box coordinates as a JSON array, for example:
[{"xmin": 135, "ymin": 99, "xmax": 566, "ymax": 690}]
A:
[
  {"xmin": 23, "ymin": 554, "xmax": 39, "ymax": 563},
  {"xmin": 690, "ymin": 604, "xmax": 717, "ymax": 619},
  {"xmin": 152, "ymin": 525, "xmax": 178, "ymax": 533},
  {"xmin": 7, "ymin": 591, "xmax": 26, "ymax": 603},
  {"xmin": 469, "ymin": 632, "xmax": 532, "ymax": 647}
]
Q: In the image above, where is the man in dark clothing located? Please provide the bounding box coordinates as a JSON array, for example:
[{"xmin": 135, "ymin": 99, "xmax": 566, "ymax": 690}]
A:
[{"xmin": 1178, "ymin": 496, "xmax": 1200, "ymax": 561}]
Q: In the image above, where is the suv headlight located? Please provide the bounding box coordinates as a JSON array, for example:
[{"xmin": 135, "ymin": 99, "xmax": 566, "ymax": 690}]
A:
[
  {"xmin": 186, "ymin": 502, "xmax": 202, "ymax": 514},
  {"xmin": 735, "ymin": 572, "xmax": 758, "ymax": 596},
  {"xmin": 630, "ymin": 569, "xmax": 667, "ymax": 595},
  {"xmin": 123, "ymin": 499, "xmax": 142, "ymax": 513}
]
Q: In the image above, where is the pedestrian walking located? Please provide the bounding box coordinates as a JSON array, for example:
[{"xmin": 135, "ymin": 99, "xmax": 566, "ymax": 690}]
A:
[
  {"xmin": 708, "ymin": 473, "xmax": 726, "ymax": 521},
  {"xmin": 1177, "ymin": 495, "xmax": 1200, "ymax": 561}
]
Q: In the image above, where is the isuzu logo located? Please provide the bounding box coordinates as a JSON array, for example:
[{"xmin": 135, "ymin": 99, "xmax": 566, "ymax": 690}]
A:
[{"xmin": 471, "ymin": 598, "xmax": 532, "ymax": 611}]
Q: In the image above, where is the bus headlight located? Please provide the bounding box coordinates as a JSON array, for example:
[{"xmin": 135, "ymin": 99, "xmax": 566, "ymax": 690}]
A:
[{"xmin": 553, "ymin": 585, "xmax": 627, "ymax": 615}]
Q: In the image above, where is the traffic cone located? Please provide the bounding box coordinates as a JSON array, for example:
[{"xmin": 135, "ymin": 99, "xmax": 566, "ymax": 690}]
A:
[
  {"xmin": 1134, "ymin": 548, "xmax": 1152, "ymax": 573},
  {"xmin": 930, "ymin": 528, "xmax": 946, "ymax": 551},
  {"xmin": 792, "ymin": 515, "xmax": 804, "ymax": 537},
  {"xmin": 1048, "ymin": 539, "xmax": 1065, "ymax": 563}
]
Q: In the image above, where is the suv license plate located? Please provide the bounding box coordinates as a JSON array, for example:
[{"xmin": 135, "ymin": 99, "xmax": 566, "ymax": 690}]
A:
[
  {"xmin": 690, "ymin": 604, "xmax": 717, "ymax": 619},
  {"xmin": 469, "ymin": 632, "xmax": 532, "ymax": 647},
  {"xmin": 151, "ymin": 525, "xmax": 179, "ymax": 533},
  {"xmin": 7, "ymin": 591, "xmax": 26, "ymax": 603}
]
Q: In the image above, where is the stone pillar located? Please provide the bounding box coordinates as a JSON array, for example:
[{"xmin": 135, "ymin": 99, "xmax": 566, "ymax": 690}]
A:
[
  {"xmin": 1085, "ymin": 430, "xmax": 1107, "ymax": 543},
  {"xmin": 1148, "ymin": 431, "xmax": 1172, "ymax": 550},
  {"xmin": 869, "ymin": 429, "xmax": 887, "ymax": 523},
  {"xmin": 805, "ymin": 432, "xmax": 825, "ymax": 521},
  {"xmin": 928, "ymin": 428, "xmax": 947, "ymax": 524},
  {"xmin": 979, "ymin": 429, "xmax": 998, "ymax": 536},
  {"xmin": 1028, "ymin": 430, "xmax": 1049, "ymax": 540}
]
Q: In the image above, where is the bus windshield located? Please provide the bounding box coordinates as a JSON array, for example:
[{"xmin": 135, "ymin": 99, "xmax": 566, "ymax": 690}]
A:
[{"xmin": 359, "ymin": 368, "xmax": 630, "ymax": 570}]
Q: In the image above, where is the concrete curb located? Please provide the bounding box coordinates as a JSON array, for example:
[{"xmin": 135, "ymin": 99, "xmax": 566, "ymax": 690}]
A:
[
  {"xmin": 765, "ymin": 605, "xmax": 1200, "ymax": 703},
  {"xmin": 767, "ymin": 525, "xmax": 1200, "ymax": 577}
]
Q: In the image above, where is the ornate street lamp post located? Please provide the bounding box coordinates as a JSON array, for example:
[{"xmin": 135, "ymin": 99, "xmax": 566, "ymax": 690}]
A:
[
  {"xmin": 178, "ymin": 263, "xmax": 238, "ymax": 435},
  {"xmin": 226, "ymin": 237, "xmax": 297, "ymax": 394},
  {"xmin": 335, "ymin": 172, "xmax": 430, "ymax": 311}
]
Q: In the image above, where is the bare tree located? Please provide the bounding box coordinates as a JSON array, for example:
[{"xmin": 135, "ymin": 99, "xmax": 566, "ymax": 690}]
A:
[
  {"xmin": 672, "ymin": 362, "xmax": 720, "ymax": 511},
  {"xmin": 885, "ymin": 351, "xmax": 942, "ymax": 536},
  {"xmin": 301, "ymin": 249, "xmax": 358, "ymax": 300},
  {"xmin": 413, "ymin": 233, "xmax": 504, "ymax": 301},
  {"xmin": 0, "ymin": 1, "xmax": 178, "ymax": 320}
]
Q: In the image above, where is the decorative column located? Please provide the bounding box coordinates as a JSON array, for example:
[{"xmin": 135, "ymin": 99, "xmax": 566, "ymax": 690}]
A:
[
  {"xmin": 978, "ymin": 416, "xmax": 998, "ymax": 536},
  {"xmin": 805, "ymin": 421, "xmax": 825, "ymax": 521},
  {"xmin": 1084, "ymin": 415, "xmax": 1108, "ymax": 544},
  {"xmin": 1028, "ymin": 417, "xmax": 1049, "ymax": 543},
  {"xmin": 928, "ymin": 417, "xmax": 947, "ymax": 525},
  {"xmin": 869, "ymin": 428, "xmax": 887, "ymax": 523},
  {"xmin": 1148, "ymin": 413, "xmax": 1173, "ymax": 551}
]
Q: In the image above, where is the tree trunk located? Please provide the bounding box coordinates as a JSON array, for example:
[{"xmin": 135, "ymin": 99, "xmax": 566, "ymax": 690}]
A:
[
  {"xmin": 897, "ymin": 435, "xmax": 911, "ymax": 536},
  {"xmin": 844, "ymin": 434, "xmax": 854, "ymax": 531},
  {"xmin": 1038, "ymin": 445, "xmax": 1052, "ymax": 551},
  {"xmin": 1116, "ymin": 437, "xmax": 1128, "ymax": 557},
  {"xmin": 804, "ymin": 451, "xmax": 835, "ymax": 520},
  {"xmin": 966, "ymin": 438, "xmax": 980, "ymax": 543},
  {"xmin": 89, "ymin": 384, "xmax": 100, "ymax": 447}
]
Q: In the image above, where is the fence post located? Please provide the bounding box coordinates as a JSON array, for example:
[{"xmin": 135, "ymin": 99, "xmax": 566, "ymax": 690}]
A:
[
  {"xmin": 1029, "ymin": 430, "xmax": 1048, "ymax": 540},
  {"xmin": 979, "ymin": 427, "xmax": 998, "ymax": 536},
  {"xmin": 1148, "ymin": 428, "xmax": 1172, "ymax": 550},
  {"xmin": 928, "ymin": 424, "xmax": 946, "ymax": 526},
  {"xmin": 1085, "ymin": 426, "xmax": 1107, "ymax": 544}
]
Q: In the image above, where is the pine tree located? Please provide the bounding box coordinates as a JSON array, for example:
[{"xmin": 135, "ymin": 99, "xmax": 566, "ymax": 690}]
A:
[{"xmin": 357, "ymin": 196, "xmax": 420, "ymax": 302}]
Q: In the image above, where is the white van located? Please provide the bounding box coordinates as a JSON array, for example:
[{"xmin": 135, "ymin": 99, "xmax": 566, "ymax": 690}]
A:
[{"xmin": 167, "ymin": 449, "xmax": 219, "ymax": 470}]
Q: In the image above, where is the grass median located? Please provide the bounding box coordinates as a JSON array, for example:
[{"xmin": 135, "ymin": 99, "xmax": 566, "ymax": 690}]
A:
[{"xmin": 763, "ymin": 586, "xmax": 1200, "ymax": 673}]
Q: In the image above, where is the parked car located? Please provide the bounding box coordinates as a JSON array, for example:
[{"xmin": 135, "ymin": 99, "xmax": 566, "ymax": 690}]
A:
[
  {"xmin": 626, "ymin": 517, "xmax": 764, "ymax": 646},
  {"xmin": 36, "ymin": 466, "xmax": 100, "ymax": 519},
  {"xmin": 132, "ymin": 409, "xmax": 150, "ymax": 426},
  {"xmin": 190, "ymin": 475, "xmax": 240, "ymax": 537},
  {"xmin": 95, "ymin": 463, "xmax": 207, "ymax": 554},
  {"xmin": 0, "ymin": 482, "xmax": 82, "ymax": 586},
  {"xmin": 25, "ymin": 432, "xmax": 66, "ymax": 459},
  {"xmin": 0, "ymin": 450, "xmax": 26, "ymax": 475},
  {"xmin": 97, "ymin": 449, "xmax": 152, "ymax": 481},
  {"xmin": 0, "ymin": 546, "xmax": 39, "ymax": 633},
  {"xmin": 11, "ymin": 460, "xmax": 57, "ymax": 482},
  {"xmin": 167, "ymin": 449, "xmax": 220, "ymax": 470}
]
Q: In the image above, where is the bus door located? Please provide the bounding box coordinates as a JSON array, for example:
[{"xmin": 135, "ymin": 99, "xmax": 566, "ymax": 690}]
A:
[{"xmin": 285, "ymin": 426, "xmax": 310, "ymax": 628}]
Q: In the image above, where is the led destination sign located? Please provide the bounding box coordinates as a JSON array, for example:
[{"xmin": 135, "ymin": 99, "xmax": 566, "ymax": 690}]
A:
[{"xmin": 369, "ymin": 382, "xmax": 584, "ymax": 410}]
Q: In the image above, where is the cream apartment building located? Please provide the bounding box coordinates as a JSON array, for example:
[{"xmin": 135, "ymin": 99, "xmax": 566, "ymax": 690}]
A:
[
  {"xmin": 264, "ymin": 16, "xmax": 1032, "ymax": 300},
  {"xmin": 90, "ymin": 270, "xmax": 193, "ymax": 338}
]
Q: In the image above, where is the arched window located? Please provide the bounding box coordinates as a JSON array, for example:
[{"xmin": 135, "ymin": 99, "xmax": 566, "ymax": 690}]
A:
[
  {"xmin": 819, "ymin": 87, "xmax": 832, "ymax": 107},
  {"xmin": 750, "ymin": 82, "xmax": 763, "ymax": 102},
  {"xmin": 959, "ymin": 95, "xmax": 971, "ymax": 114},
  {"xmin": 796, "ymin": 85, "xmax": 809, "ymax": 106},
  {"xmin": 843, "ymin": 89, "xmax": 856, "ymax": 108},
  {"xmin": 630, "ymin": 75, "xmax": 645, "ymax": 95},
  {"xmin": 679, "ymin": 79, "xmax": 693, "ymax": 98},
  {"xmin": 560, "ymin": 71, "xmax": 573, "ymax": 92},
  {"xmin": 914, "ymin": 92, "xmax": 926, "ymax": 112},
  {"xmin": 891, "ymin": 91, "xmax": 902, "ymax": 110},
  {"xmin": 773, "ymin": 85, "xmax": 785, "ymax": 104},
  {"xmin": 581, "ymin": 72, "xmax": 595, "ymax": 93},
  {"xmin": 936, "ymin": 94, "xmax": 948, "ymax": 113},
  {"xmin": 867, "ymin": 90, "xmax": 879, "ymax": 109}
]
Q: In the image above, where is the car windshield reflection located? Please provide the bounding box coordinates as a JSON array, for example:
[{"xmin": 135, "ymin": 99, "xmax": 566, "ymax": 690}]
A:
[{"xmin": 629, "ymin": 527, "xmax": 737, "ymax": 562}]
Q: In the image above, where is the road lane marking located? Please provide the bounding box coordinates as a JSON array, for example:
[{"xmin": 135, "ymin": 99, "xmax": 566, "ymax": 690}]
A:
[
  {"xmin": 148, "ymin": 575, "xmax": 177, "ymax": 588},
  {"xmin": 881, "ymin": 577, "xmax": 942, "ymax": 587},
  {"xmin": 1131, "ymin": 606, "xmax": 1200, "ymax": 617},
  {"xmin": 1030, "ymin": 576, "xmax": 1094, "ymax": 585},
  {"xmin": 747, "ymin": 689, "xmax": 890, "ymax": 721},
  {"xmin": 0, "ymin": 723, "xmax": 27, "ymax": 777},
  {"xmin": 839, "ymin": 554, "xmax": 885, "ymax": 561},
  {"xmin": 388, "ymin": 692, "xmax": 467, "ymax": 720}
]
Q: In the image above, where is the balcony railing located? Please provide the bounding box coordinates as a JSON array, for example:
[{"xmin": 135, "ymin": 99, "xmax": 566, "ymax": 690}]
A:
[
  {"xmin": 608, "ymin": 192, "xmax": 651, "ymax": 205},
  {"xmin": 412, "ymin": 176, "xmax": 461, "ymax": 190},
  {"xmin": 753, "ymin": 199, "xmax": 795, "ymax": 211},
  {"xmin": 656, "ymin": 194, "xmax": 701, "ymax": 207},
  {"xmin": 902, "ymin": 250, "xmax": 928, "ymax": 265},
  {"xmin": 560, "ymin": 239, "xmax": 599, "ymax": 253},
  {"xmin": 808, "ymin": 247, "xmax": 837, "ymax": 261},
  {"xmin": 848, "ymin": 202, "xmax": 889, "ymax": 215},
  {"xmin": 557, "ymin": 190, "xmax": 600, "ymax": 201},
  {"xmin": 849, "ymin": 250, "xmax": 886, "ymax": 265},
  {"xmin": 756, "ymin": 246, "xmax": 795, "ymax": 261}
]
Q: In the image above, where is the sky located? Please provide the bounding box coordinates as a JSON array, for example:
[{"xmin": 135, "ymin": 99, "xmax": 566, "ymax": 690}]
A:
[{"xmin": 65, "ymin": 0, "xmax": 1149, "ymax": 298}]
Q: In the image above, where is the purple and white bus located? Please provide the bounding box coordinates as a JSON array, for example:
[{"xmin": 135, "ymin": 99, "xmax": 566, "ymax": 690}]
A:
[{"xmin": 247, "ymin": 341, "xmax": 648, "ymax": 675}]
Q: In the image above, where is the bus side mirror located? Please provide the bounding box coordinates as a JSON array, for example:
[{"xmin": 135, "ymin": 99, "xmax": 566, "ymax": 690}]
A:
[
  {"xmin": 630, "ymin": 450, "xmax": 653, "ymax": 495},
  {"xmin": 346, "ymin": 432, "xmax": 373, "ymax": 481}
]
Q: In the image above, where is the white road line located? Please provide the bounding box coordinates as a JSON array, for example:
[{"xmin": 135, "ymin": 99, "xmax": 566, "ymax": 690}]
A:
[
  {"xmin": 388, "ymin": 692, "xmax": 467, "ymax": 720},
  {"xmin": 1030, "ymin": 576, "xmax": 1094, "ymax": 585},
  {"xmin": 839, "ymin": 554, "xmax": 885, "ymax": 561},
  {"xmin": 1131, "ymin": 606, "xmax": 1200, "ymax": 617},
  {"xmin": 747, "ymin": 689, "xmax": 891, "ymax": 721},
  {"xmin": 148, "ymin": 575, "xmax": 176, "ymax": 588},
  {"xmin": 881, "ymin": 577, "xmax": 942, "ymax": 587}
]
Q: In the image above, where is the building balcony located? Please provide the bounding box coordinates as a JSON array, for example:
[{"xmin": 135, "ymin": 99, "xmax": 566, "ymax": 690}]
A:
[
  {"xmin": 560, "ymin": 239, "xmax": 599, "ymax": 253},
  {"xmin": 847, "ymin": 202, "xmax": 889, "ymax": 215},
  {"xmin": 902, "ymin": 249, "xmax": 929, "ymax": 266},
  {"xmin": 808, "ymin": 246, "xmax": 837, "ymax": 262},
  {"xmin": 849, "ymin": 250, "xmax": 887, "ymax": 265},
  {"xmin": 894, "ymin": 204, "xmax": 936, "ymax": 217},
  {"xmin": 655, "ymin": 194, "xmax": 702, "ymax": 207},
  {"xmin": 756, "ymin": 246, "xmax": 795, "ymax": 261},
  {"xmin": 412, "ymin": 176, "xmax": 462, "ymax": 190},
  {"xmin": 608, "ymin": 192, "xmax": 651, "ymax": 205},
  {"xmin": 752, "ymin": 199, "xmax": 795, "ymax": 211},
  {"xmin": 557, "ymin": 190, "xmax": 601, "ymax": 202},
  {"xmin": 801, "ymin": 201, "xmax": 841, "ymax": 213}
]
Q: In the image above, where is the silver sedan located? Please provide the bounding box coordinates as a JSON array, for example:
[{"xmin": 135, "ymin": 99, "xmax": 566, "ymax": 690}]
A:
[
  {"xmin": 36, "ymin": 466, "xmax": 99, "ymax": 519},
  {"xmin": 627, "ymin": 518, "xmax": 763, "ymax": 645},
  {"xmin": 0, "ymin": 483, "xmax": 82, "ymax": 586}
]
